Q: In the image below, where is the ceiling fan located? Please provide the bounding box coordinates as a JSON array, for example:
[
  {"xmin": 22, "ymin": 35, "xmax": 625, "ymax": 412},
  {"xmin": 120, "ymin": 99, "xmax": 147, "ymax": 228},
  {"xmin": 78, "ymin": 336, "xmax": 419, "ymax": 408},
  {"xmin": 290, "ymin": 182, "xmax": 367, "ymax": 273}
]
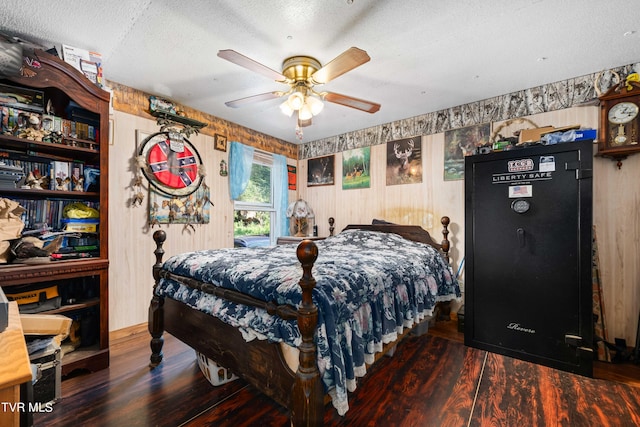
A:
[{"xmin": 217, "ymin": 47, "xmax": 381, "ymax": 127}]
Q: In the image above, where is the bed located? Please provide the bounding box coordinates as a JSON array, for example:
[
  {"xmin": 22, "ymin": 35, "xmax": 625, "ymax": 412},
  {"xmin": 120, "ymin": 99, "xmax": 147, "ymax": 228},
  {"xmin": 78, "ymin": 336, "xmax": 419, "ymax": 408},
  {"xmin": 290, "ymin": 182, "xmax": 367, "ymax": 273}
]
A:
[{"xmin": 148, "ymin": 217, "xmax": 461, "ymax": 426}]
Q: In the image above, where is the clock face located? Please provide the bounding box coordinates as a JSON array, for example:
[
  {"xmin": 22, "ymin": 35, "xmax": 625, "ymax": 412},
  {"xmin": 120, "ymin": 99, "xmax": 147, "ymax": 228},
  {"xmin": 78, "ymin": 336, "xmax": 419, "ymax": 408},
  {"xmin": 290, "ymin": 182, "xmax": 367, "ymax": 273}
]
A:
[{"xmin": 608, "ymin": 102, "xmax": 639, "ymax": 124}]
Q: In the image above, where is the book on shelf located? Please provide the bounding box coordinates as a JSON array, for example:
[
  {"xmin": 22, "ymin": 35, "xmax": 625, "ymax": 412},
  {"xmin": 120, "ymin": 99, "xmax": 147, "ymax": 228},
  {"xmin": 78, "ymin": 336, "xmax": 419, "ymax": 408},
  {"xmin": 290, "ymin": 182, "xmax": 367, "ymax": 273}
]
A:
[
  {"xmin": 70, "ymin": 161, "xmax": 84, "ymax": 191},
  {"xmin": 52, "ymin": 161, "xmax": 70, "ymax": 191},
  {"xmin": 50, "ymin": 252, "xmax": 95, "ymax": 260},
  {"xmin": 51, "ymin": 231, "xmax": 100, "ymax": 259},
  {"xmin": 61, "ymin": 119, "xmax": 71, "ymax": 137},
  {"xmin": 10, "ymin": 197, "xmax": 99, "ymax": 231},
  {"xmin": 0, "ymin": 150, "xmax": 94, "ymax": 192},
  {"xmin": 62, "ymin": 45, "xmax": 104, "ymax": 88},
  {"xmin": 0, "ymin": 83, "xmax": 44, "ymax": 113},
  {"xmin": 53, "ymin": 116, "xmax": 62, "ymax": 133},
  {"xmin": 79, "ymin": 60, "xmax": 99, "ymax": 86},
  {"xmin": 0, "ymin": 104, "xmax": 98, "ymax": 142}
]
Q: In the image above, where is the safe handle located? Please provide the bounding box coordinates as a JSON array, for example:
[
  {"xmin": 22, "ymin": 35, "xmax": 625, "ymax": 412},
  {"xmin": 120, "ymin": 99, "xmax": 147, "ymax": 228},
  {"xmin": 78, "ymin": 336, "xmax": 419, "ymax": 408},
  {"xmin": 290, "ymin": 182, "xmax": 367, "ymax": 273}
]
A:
[{"xmin": 517, "ymin": 227, "xmax": 525, "ymax": 247}]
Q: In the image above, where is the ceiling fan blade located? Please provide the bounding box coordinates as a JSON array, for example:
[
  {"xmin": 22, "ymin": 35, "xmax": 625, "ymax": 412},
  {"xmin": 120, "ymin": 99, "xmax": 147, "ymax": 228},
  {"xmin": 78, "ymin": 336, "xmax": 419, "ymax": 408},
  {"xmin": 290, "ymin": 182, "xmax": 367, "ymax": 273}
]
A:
[
  {"xmin": 324, "ymin": 92, "xmax": 381, "ymax": 113},
  {"xmin": 218, "ymin": 49, "xmax": 287, "ymax": 82},
  {"xmin": 225, "ymin": 91, "xmax": 284, "ymax": 108},
  {"xmin": 311, "ymin": 47, "xmax": 371, "ymax": 84}
]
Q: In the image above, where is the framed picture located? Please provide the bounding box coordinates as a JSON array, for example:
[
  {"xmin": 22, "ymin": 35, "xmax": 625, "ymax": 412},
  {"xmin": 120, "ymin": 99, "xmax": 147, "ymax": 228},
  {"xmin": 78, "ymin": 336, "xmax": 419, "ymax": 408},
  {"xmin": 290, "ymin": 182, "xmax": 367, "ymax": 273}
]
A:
[
  {"xmin": 109, "ymin": 118, "xmax": 115, "ymax": 145},
  {"xmin": 136, "ymin": 129, "xmax": 152, "ymax": 151},
  {"xmin": 214, "ymin": 133, "xmax": 227, "ymax": 152},
  {"xmin": 287, "ymin": 164, "xmax": 297, "ymax": 190},
  {"xmin": 444, "ymin": 123, "xmax": 490, "ymax": 181},
  {"xmin": 386, "ymin": 137, "xmax": 422, "ymax": 186},
  {"xmin": 307, "ymin": 155, "xmax": 334, "ymax": 186},
  {"xmin": 342, "ymin": 147, "xmax": 370, "ymax": 190},
  {"xmin": 148, "ymin": 184, "xmax": 211, "ymax": 225}
]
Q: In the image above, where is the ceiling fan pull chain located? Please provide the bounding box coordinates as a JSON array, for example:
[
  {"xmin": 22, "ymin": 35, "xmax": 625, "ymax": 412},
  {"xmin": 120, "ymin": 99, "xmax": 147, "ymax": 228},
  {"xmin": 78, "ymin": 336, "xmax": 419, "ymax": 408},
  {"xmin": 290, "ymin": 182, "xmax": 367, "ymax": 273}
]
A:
[{"xmin": 296, "ymin": 123, "xmax": 304, "ymax": 141}]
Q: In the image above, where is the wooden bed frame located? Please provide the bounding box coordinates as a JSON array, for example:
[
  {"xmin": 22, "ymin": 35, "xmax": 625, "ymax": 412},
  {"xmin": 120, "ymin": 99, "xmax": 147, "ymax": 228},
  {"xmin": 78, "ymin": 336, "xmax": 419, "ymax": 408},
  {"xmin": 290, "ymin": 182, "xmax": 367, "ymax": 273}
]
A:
[{"xmin": 148, "ymin": 217, "xmax": 453, "ymax": 426}]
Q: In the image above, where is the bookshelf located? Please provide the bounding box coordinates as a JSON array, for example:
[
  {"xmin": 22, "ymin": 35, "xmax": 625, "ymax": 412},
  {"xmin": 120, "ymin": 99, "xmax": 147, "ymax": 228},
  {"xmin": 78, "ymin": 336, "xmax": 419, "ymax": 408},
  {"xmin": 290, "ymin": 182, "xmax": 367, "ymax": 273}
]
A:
[{"xmin": 0, "ymin": 50, "xmax": 110, "ymax": 375}]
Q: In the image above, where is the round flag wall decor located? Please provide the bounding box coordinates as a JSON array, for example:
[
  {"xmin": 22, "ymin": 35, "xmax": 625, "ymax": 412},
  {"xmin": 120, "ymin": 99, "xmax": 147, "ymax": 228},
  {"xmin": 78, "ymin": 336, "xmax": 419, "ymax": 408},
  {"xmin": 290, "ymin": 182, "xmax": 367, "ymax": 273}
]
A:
[{"xmin": 138, "ymin": 131, "xmax": 204, "ymax": 197}]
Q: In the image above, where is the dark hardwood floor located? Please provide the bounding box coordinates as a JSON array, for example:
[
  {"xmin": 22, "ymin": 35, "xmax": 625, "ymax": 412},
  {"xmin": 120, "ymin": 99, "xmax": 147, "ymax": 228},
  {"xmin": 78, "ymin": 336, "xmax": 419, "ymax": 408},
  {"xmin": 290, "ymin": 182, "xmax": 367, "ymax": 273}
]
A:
[{"xmin": 33, "ymin": 317, "xmax": 640, "ymax": 427}]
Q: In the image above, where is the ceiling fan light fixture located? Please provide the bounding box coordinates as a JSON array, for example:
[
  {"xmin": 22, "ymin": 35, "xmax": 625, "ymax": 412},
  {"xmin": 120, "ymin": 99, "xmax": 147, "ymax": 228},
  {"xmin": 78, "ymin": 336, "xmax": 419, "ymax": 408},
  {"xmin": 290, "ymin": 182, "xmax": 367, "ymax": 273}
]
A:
[
  {"xmin": 306, "ymin": 95, "xmax": 324, "ymax": 116},
  {"xmin": 279, "ymin": 100, "xmax": 294, "ymax": 117},
  {"xmin": 298, "ymin": 104, "xmax": 313, "ymax": 121},
  {"xmin": 287, "ymin": 92, "xmax": 305, "ymax": 110}
]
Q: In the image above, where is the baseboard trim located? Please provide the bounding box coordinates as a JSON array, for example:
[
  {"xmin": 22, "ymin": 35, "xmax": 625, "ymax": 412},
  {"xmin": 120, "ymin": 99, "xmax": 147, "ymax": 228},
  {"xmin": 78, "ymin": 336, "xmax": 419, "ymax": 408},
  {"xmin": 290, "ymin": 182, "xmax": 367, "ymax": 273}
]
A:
[{"xmin": 110, "ymin": 322, "xmax": 148, "ymax": 342}]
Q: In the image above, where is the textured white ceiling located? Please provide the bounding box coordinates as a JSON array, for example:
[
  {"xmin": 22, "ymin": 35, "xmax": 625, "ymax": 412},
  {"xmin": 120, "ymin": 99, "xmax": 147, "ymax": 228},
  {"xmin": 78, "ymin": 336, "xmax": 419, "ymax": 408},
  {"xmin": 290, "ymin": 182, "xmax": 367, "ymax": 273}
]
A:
[{"xmin": 2, "ymin": 0, "xmax": 640, "ymax": 144}]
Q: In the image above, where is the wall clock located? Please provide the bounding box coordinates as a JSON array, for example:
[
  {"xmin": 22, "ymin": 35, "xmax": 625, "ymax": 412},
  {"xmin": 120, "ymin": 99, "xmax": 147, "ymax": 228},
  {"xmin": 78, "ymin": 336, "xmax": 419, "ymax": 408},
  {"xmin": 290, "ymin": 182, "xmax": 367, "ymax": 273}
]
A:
[
  {"xmin": 597, "ymin": 79, "xmax": 640, "ymax": 168},
  {"xmin": 138, "ymin": 131, "xmax": 204, "ymax": 196}
]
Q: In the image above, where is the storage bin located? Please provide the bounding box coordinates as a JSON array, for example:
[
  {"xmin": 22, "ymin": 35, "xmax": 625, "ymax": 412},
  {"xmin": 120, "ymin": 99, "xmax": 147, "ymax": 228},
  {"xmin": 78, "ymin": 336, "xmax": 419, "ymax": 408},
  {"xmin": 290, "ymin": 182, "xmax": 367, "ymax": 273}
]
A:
[
  {"xmin": 4, "ymin": 283, "xmax": 61, "ymax": 313},
  {"xmin": 29, "ymin": 343, "xmax": 62, "ymax": 405},
  {"xmin": 61, "ymin": 218, "xmax": 99, "ymax": 232},
  {"xmin": 196, "ymin": 351, "xmax": 238, "ymax": 386}
]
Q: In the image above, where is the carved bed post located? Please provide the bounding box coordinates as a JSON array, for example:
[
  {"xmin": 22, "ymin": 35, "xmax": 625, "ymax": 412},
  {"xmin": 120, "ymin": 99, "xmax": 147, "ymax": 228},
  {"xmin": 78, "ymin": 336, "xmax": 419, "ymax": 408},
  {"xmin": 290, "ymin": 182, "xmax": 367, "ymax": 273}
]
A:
[
  {"xmin": 440, "ymin": 216, "xmax": 451, "ymax": 264},
  {"xmin": 328, "ymin": 217, "xmax": 335, "ymax": 236},
  {"xmin": 291, "ymin": 240, "xmax": 324, "ymax": 427},
  {"xmin": 149, "ymin": 230, "xmax": 166, "ymax": 368},
  {"xmin": 438, "ymin": 216, "xmax": 452, "ymax": 320}
]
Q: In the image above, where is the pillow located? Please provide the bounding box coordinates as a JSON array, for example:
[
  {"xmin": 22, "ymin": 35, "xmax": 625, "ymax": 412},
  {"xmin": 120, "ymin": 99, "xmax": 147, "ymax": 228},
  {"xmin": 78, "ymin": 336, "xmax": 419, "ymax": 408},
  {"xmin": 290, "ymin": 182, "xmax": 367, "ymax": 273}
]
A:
[{"xmin": 371, "ymin": 219, "xmax": 396, "ymax": 225}]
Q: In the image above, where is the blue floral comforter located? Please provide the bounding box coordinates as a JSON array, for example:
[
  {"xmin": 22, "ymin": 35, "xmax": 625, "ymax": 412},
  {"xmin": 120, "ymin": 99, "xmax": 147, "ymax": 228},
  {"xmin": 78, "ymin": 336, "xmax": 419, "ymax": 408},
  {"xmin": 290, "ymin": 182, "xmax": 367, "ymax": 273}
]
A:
[{"xmin": 155, "ymin": 229, "xmax": 461, "ymax": 415}]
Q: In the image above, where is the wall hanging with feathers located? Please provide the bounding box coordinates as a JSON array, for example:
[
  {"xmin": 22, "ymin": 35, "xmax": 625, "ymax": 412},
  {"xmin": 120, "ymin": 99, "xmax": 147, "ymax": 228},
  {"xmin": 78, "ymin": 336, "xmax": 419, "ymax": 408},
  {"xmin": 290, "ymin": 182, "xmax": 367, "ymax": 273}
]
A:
[
  {"xmin": 133, "ymin": 99, "xmax": 212, "ymax": 232},
  {"xmin": 134, "ymin": 130, "xmax": 211, "ymax": 231}
]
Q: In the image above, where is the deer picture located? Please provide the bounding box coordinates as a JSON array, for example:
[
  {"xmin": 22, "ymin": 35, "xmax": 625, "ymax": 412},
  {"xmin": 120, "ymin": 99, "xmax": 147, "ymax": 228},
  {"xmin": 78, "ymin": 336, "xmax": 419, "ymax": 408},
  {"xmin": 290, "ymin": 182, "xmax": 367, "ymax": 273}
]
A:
[
  {"xmin": 310, "ymin": 156, "xmax": 332, "ymax": 184},
  {"xmin": 394, "ymin": 138, "xmax": 414, "ymax": 171}
]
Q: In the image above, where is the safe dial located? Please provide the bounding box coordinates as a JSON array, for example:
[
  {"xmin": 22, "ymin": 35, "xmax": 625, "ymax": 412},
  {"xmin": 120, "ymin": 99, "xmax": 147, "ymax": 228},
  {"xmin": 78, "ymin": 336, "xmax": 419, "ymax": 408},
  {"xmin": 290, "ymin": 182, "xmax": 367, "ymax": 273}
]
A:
[{"xmin": 511, "ymin": 199, "xmax": 530, "ymax": 213}]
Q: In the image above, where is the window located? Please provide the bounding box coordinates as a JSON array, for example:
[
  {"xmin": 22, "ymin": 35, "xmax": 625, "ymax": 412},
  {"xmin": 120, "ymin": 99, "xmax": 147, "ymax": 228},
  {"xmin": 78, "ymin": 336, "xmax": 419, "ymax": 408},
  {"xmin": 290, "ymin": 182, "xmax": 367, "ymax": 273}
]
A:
[{"xmin": 233, "ymin": 151, "xmax": 278, "ymax": 247}]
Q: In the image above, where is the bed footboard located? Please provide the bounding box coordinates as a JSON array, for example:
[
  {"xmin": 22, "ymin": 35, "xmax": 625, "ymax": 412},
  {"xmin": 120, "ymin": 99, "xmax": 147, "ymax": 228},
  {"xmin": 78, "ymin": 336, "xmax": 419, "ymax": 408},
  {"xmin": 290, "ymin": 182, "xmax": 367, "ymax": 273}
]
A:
[{"xmin": 148, "ymin": 230, "xmax": 324, "ymax": 426}]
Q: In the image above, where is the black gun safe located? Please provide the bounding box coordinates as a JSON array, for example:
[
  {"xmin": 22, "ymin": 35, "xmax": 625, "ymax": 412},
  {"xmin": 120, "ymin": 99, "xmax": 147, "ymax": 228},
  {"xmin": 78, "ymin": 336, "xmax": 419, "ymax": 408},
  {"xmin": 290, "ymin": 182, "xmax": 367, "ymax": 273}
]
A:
[{"xmin": 464, "ymin": 140, "xmax": 593, "ymax": 376}]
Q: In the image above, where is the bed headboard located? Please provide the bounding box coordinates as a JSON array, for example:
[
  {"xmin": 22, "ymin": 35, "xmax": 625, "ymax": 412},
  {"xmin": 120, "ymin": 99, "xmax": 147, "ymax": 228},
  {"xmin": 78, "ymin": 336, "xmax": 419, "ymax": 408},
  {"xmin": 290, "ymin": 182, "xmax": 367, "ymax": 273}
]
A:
[{"xmin": 341, "ymin": 216, "xmax": 451, "ymax": 262}]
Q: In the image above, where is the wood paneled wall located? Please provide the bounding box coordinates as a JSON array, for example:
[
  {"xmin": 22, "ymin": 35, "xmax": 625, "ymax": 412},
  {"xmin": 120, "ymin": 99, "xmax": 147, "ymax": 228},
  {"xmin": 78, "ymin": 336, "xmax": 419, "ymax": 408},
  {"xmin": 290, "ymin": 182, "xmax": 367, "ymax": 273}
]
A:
[
  {"xmin": 106, "ymin": 80, "xmax": 637, "ymax": 346},
  {"xmin": 106, "ymin": 82, "xmax": 299, "ymax": 330},
  {"xmin": 107, "ymin": 110, "xmax": 297, "ymax": 331},
  {"xmin": 108, "ymin": 81, "xmax": 298, "ymax": 158},
  {"xmin": 299, "ymin": 106, "xmax": 640, "ymax": 346}
]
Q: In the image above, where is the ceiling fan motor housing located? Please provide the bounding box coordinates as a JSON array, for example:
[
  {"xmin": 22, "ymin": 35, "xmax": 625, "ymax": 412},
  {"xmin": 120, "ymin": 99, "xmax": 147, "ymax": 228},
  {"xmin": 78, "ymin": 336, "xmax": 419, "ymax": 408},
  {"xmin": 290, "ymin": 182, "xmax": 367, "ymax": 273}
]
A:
[{"xmin": 282, "ymin": 56, "xmax": 322, "ymax": 83}]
